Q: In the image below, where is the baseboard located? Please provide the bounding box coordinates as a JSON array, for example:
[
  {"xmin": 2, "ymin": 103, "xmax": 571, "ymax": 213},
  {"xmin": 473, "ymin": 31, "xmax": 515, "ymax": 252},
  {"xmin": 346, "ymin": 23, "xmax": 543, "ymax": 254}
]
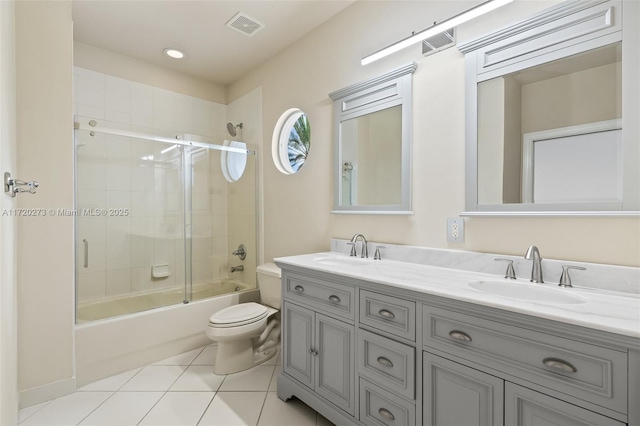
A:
[{"xmin": 19, "ymin": 377, "xmax": 76, "ymax": 409}]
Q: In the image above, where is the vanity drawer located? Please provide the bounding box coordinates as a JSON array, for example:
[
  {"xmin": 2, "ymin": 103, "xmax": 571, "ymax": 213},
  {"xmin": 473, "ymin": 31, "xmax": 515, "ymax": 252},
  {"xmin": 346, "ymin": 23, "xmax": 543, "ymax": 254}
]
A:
[
  {"xmin": 359, "ymin": 378, "xmax": 415, "ymax": 426},
  {"xmin": 423, "ymin": 304, "xmax": 628, "ymax": 414},
  {"xmin": 360, "ymin": 290, "xmax": 415, "ymax": 341},
  {"xmin": 284, "ymin": 273, "xmax": 354, "ymax": 320},
  {"xmin": 358, "ymin": 329, "xmax": 415, "ymax": 400}
]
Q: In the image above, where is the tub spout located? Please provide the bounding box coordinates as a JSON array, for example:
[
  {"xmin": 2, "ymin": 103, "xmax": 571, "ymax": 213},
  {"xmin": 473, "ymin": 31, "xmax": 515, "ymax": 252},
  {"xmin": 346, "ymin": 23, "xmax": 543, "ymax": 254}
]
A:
[{"xmin": 230, "ymin": 265, "xmax": 244, "ymax": 273}]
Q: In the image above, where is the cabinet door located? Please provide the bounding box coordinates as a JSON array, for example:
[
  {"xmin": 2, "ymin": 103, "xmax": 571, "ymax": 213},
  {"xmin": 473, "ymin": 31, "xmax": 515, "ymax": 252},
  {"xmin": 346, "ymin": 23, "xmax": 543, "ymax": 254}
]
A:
[
  {"xmin": 423, "ymin": 352, "xmax": 504, "ymax": 426},
  {"xmin": 315, "ymin": 313, "xmax": 355, "ymax": 415},
  {"xmin": 505, "ymin": 382, "xmax": 625, "ymax": 426},
  {"xmin": 283, "ymin": 302, "xmax": 314, "ymax": 389}
]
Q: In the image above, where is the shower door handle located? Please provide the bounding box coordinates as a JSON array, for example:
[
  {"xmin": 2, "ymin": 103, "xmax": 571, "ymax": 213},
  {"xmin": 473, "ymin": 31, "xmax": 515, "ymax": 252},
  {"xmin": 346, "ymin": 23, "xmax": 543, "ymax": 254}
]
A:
[{"xmin": 83, "ymin": 239, "xmax": 88, "ymax": 268}]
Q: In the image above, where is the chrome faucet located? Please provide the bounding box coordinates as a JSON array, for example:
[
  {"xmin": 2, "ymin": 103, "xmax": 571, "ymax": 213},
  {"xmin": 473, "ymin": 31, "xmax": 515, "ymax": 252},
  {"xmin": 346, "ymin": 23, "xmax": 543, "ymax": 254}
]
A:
[
  {"xmin": 524, "ymin": 245, "xmax": 543, "ymax": 283},
  {"xmin": 349, "ymin": 233, "xmax": 368, "ymax": 258},
  {"xmin": 230, "ymin": 265, "xmax": 244, "ymax": 273}
]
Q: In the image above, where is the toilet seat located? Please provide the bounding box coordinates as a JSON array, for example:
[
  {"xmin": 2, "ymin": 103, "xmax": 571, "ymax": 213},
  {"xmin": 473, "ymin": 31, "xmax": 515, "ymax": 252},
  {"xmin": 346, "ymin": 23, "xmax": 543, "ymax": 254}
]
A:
[{"xmin": 209, "ymin": 302, "xmax": 269, "ymax": 328}]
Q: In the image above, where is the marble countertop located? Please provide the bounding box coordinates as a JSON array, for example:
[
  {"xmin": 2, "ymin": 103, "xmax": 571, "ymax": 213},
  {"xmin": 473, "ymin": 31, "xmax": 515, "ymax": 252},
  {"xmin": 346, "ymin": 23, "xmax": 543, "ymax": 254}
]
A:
[{"xmin": 275, "ymin": 252, "xmax": 640, "ymax": 339}]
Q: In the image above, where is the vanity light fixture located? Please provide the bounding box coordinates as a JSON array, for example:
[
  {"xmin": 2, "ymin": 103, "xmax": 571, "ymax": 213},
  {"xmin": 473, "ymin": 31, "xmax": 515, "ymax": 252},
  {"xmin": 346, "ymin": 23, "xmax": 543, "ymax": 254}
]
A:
[
  {"xmin": 361, "ymin": 0, "xmax": 513, "ymax": 65},
  {"xmin": 163, "ymin": 48, "xmax": 184, "ymax": 59}
]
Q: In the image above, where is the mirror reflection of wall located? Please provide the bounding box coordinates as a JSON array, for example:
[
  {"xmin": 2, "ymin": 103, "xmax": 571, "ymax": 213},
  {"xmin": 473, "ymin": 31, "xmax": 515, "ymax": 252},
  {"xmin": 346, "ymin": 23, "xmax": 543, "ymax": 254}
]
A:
[
  {"xmin": 340, "ymin": 106, "xmax": 402, "ymax": 206},
  {"xmin": 477, "ymin": 43, "xmax": 622, "ymax": 205}
]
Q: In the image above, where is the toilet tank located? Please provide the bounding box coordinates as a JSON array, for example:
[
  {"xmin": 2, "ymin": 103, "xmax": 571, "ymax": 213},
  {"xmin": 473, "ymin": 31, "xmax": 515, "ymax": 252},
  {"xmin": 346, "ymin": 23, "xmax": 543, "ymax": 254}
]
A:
[{"xmin": 256, "ymin": 263, "xmax": 281, "ymax": 309}]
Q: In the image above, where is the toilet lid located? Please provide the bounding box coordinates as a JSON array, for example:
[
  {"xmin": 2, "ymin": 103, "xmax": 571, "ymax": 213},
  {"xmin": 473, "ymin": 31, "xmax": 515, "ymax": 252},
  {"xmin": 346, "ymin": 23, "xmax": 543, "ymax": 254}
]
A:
[{"xmin": 209, "ymin": 302, "xmax": 268, "ymax": 326}]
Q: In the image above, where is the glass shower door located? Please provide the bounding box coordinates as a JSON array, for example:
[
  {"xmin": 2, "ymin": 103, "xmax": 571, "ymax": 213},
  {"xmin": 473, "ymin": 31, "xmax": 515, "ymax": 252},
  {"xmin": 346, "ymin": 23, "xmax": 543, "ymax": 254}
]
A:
[{"xmin": 75, "ymin": 122, "xmax": 187, "ymax": 322}]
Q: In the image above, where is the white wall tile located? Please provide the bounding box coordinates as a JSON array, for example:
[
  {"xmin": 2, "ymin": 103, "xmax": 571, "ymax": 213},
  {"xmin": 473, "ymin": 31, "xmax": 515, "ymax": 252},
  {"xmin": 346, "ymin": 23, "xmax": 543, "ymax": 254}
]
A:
[
  {"xmin": 78, "ymin": 272, "xmax": 106, "ymax": 302},
  {"xmin": 76, "ymin": 75, "xmax": 105, "ymax": 109},
  {"xmin": 76, "ymin": 132, "xmax": 106, "ymax": 162},
  {"xmin": 105, "ymin": 75, "xmax": 131, "ymax": 114},
  {"xmin": 106, "ymin": 190, "xmax": 132, "ymax": 211},
  {"xmin": 77, "ymin": 162, "xmax": 106, "ymax": 190},
  {"xmin": 106, "ymin": 240, "xmax": 132, "ymax": 270},
  {"xmin": 105, "ymin": 164, "xmax": 131, "ymax": 191},
  {"xmin": 131, "ymin": 82, "xmax": 154, "ymax": 128},
  {"xmin": 106, "ymin": 268, "xmax": 133, "ymax": 297},
  {"xmin": 76, "ymin": 216, "xmax": 106, "ymax": 245},
  {"xmin": 153, "ymin": 88, "xmax": 174, "ymax": 124}
]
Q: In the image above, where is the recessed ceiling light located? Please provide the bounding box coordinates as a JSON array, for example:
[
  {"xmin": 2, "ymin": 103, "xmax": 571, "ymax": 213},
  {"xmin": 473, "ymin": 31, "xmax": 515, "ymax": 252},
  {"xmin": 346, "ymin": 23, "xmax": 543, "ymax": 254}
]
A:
[{"xmin": 163, "ymin": 48, "xmax": 184, "ymax": 59}]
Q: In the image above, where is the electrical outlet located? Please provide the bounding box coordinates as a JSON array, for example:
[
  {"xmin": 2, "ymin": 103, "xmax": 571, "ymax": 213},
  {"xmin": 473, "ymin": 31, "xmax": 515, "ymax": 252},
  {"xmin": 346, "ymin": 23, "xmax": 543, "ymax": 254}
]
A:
[{"xmin": 447, "ymin": 217, "xmax": 464, "ymax": 243}]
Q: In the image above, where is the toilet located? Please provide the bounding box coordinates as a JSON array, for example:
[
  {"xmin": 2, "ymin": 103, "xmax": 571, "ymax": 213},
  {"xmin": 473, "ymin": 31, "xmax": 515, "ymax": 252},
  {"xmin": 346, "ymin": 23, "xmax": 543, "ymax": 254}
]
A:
[{"xmin": 206, "ymin": 263, "xmax": 281, "ymax": 374}]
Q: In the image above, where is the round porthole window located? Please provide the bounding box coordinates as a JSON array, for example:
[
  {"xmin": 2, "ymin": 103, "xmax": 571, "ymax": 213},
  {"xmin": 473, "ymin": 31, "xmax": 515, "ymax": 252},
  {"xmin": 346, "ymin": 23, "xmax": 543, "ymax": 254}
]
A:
[{"xmin": 272, "ymin": 108, "xmax": 311, "ymax": 174}]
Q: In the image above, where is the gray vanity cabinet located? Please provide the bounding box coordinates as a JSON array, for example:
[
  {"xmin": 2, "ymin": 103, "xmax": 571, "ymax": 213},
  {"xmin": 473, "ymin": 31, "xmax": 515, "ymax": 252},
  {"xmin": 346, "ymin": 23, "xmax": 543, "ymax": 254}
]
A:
[
  {"xmin": 277, "ymin": 263, "xmax": 637, "ymax": 426},
  {"xmin": 423, "ymin": 352, "xmax": 504, "ymax": 426},
  {"xmin": 505, "ymin": 383, "xmax": 625, "ymax": 426},
  {"xmin": 282, "ymin": 300, "xmax": 356, "ymax": 416}
]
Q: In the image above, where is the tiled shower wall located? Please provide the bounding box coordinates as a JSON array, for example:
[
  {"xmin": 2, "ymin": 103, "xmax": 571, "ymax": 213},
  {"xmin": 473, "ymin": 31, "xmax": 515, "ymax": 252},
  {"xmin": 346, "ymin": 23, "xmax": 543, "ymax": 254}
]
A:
[{"xmin": 73, "ymin": 67, "xmax": 239, "ymax": 303}]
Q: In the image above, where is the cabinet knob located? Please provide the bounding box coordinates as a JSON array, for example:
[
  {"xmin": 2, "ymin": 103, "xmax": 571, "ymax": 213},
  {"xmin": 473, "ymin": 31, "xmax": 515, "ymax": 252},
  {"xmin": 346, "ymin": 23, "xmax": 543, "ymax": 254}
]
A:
[
  {"xmin": 449, "ymin": 330, "xmax": 472, "ymax": 342},
  {"xmin": 328, "ymin": 295, "xmax": 341, "ymax": 304},
  {"xmin": 294, "ymin": 285, "xmax": 304, "ymax": 293},
  {"xmin": 378, "ymin": 408, "xmax": 395, "ymax": 421},
  {"xmin": 378, "ymin": 309, "xmax": 395, "ymax": 319},
  {"xmin": 543, "ymin": 357, "xmax": 577, "ymax": 373},
  {"xmin": 376, "ymin": 356, "xmax": 393, "ymax": 368},
  {"xmin": 308, "ymin": 348, "xmax": 318, "ymax": 356}
]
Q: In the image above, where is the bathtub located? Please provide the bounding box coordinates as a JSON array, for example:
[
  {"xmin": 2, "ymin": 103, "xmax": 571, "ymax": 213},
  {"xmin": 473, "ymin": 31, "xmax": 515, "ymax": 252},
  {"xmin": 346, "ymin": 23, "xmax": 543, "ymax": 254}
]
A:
[
  {"xmin": 75, "ymin": 281, "xmax": 260, "ymax": 387},
  {"xmin": 76, "ymin": 280, "xmax": 253, "ymax": 323}
]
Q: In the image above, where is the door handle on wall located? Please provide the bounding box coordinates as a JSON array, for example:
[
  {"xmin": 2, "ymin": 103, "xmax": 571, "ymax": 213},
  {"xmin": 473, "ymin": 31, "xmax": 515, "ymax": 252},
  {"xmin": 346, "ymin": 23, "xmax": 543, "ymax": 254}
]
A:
[{"xmin": 4, "ymin": 172, "xmax": 39, "ymax": 197}]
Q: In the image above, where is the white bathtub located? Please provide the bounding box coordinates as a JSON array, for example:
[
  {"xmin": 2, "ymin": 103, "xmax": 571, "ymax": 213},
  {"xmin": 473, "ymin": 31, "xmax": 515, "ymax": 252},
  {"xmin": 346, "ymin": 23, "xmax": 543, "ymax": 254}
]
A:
[{"xmin": 75, "ymin": 284, "xmax": 259, "ymax": 387}]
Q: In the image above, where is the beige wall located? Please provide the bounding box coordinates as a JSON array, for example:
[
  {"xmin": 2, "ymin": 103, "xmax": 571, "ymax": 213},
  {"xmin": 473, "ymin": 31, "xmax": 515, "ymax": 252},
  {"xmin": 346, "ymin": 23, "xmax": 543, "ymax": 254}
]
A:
[
  {"xmin": 16, "ymin": 0, "xmax": 75, "ymax": 397},
  {"xmin": 74, "ymin": 42, "xmax": 226, "ymax": 104},
  {"xmin": 229, "ymin": 0, "xmax": 639, "ymax": 268},
  {"xmin": 1, "ymin": 0, "xmax": 19, "ymax": 422}
]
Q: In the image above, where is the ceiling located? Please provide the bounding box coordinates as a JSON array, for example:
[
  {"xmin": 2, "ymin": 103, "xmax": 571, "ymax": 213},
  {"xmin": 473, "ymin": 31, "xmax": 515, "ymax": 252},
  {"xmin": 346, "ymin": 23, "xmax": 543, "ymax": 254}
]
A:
[{"xmin": 72, "ymin": 0, "xmax": 355, "ymax": 85}]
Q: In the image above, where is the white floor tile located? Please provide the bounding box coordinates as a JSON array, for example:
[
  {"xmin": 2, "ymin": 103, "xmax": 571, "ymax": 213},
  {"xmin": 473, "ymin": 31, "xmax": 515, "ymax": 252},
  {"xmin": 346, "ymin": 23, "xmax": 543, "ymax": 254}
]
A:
[
  {"xmin": 78, "ymin": 392, "xmax": 163, "ymax": 425},
  {"xmin": 18, "ymin": 401, "xmax": 50, "ymax": 423},
  {"xmin": 257, "ymin": 392, "xmax": 317, "ymax": 426},
  {"xmin": 20, "ymin": 392, "xmax": 112, "ymax": 426},
  {"xmin": 268, "ymin": 365, "xmax": 282, "ymax": 392},
  {"xmin": 153, "ymin": 347, "xmax": 204, "ymax": 366},
  {"xmin": 198, "ymin": 392, "xmax": 266, "ymax": 426},
  {"xmin": 219, "ymin": 365, "xmax": 275, "ymax": 392},
  {"xmin": 78, "ymin": 367, "xmax": 142, "ymax": 391},
  {"xmin": 191, "ymin": 345, "xmax": 217, "ymax": 366},
  {"xmin": 119, "ymin": 365, "xmax": 185, "ymax": 391},
  {"xmin": 138, "ymin": 391, "xmax": 214, "ymax": 426},
  {"xmin": 169, "ymin": 366, "xmax": 225, "ymax": 391}
]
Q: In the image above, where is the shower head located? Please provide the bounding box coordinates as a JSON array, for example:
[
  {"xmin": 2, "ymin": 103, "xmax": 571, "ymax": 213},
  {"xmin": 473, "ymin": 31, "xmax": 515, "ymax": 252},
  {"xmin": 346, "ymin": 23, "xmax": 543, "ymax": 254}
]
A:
[{"xmin": 227, "ymin": 122, "xmax": 243, "ymax": 137}]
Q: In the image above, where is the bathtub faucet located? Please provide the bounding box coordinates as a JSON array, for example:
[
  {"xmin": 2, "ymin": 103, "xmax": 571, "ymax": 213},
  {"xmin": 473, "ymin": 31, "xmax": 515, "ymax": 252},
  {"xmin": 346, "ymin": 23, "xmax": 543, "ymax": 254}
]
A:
[{"xmin": 230, "ymin": 265, "xmax": 244, "ymax": 273}]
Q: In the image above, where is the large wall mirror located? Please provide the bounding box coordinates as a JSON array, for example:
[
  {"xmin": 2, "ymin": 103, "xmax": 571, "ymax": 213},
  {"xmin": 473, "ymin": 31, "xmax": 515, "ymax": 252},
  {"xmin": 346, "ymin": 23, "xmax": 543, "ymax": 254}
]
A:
[
  {"xmin": 329, "ymin": 63, "xmax": 416, "ymax": 214},
  {"xmin": 459, "ymin": 0, "xmax": 638, "ymax": 215}
]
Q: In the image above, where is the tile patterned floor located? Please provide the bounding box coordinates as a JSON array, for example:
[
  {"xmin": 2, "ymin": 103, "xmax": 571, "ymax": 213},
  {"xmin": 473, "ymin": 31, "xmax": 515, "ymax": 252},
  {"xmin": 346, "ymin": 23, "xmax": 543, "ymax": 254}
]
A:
[{"xmin": 19, "ymin": 345, "xmax": 334, "ymax": 426}]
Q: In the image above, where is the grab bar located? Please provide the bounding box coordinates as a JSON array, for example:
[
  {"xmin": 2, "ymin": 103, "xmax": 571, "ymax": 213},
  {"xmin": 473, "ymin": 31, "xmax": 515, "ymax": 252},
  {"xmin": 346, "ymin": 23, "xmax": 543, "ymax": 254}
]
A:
[{"xmin": 83, "ymin": 239, "xmax": 88, "ymax": 268}]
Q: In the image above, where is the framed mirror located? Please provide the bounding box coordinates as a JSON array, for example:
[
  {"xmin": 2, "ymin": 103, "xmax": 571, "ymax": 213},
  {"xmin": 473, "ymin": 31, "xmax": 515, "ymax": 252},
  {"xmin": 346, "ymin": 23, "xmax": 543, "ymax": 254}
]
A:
[
  {"xmin": 329, "ymin": 63, "xmax": 416, "ymax": 214},
  {"xmin": 459, "ymin": 0, "xmax": 638, "ymax": 215}
]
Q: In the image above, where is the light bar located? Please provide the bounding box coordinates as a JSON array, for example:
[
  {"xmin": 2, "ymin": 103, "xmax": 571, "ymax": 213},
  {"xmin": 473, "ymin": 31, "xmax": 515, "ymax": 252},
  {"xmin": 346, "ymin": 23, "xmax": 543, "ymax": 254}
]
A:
[{"xmin": 361, "ymin": 0, "xmax": 513, "ymax": 65}]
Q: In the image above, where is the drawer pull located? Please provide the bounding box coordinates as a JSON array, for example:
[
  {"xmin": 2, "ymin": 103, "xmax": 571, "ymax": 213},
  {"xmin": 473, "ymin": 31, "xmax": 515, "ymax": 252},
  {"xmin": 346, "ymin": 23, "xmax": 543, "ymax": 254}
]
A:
[
  {"xmin": 378, "ymin": 309, "xmax": 395, "ymax": 319},
  {"xmin": 328, "ymin": 295, "xmax": 341, "ymax": 304},
  {"xmin": 376, "ymin": 356, "xmax": 393, "ymax": 368},
  {"xmin": 308, "ymin": 348, "xmax": 318, "ymax": 356},
  {"xmin": 449, "ymin": 330, "xmax": 472, "ymax": 342},
  {"xmin": 378, "ymin": 408, "xmax": 395, "ymax": 421},
  {"xmin": 294, "ymin": 285, "xmax": 304, "ymax": 293},
  {"xmin": 543, "ymin": 357, "xmax": 577, "ymax": 373}
]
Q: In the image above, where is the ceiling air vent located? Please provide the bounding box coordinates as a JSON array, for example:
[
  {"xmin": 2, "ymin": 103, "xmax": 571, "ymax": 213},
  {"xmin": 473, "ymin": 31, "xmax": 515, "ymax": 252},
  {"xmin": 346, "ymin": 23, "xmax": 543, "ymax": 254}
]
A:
[
  {"xmin": 225, "ymin": 12, "xmax": 265, "ymax": 37},
  {"xmin": 422, "ymin": 28, "xmax": 456, "ymax": 57}
]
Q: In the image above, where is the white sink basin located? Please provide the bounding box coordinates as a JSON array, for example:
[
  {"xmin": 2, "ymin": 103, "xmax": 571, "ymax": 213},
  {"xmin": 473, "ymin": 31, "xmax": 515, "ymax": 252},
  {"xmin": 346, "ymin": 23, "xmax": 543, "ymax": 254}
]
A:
[{"xmin": 468, "ymin": 280, "xmax": 587, "ymax": 305}]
